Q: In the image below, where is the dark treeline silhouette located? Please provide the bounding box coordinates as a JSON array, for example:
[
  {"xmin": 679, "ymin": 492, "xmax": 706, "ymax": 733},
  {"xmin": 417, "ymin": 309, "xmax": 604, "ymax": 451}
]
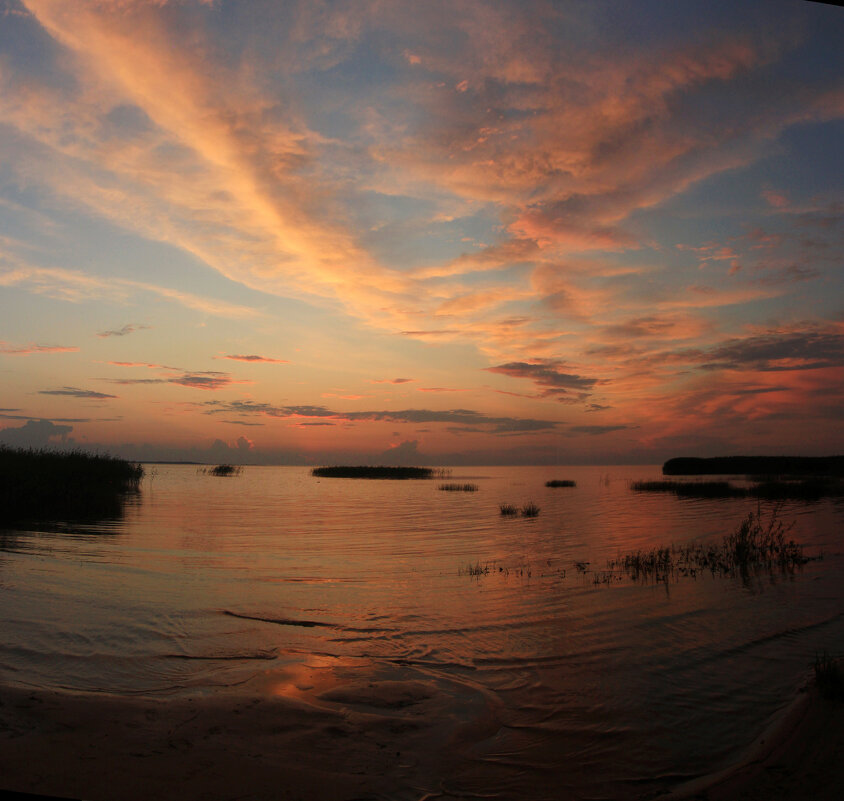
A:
[
  {"xmin": 663, "ymin": 456, "xmax": 844, "ymax": 476},
  {"xmin": 0, "ymin": 447, "xmax": 143, "ymax": 524}
]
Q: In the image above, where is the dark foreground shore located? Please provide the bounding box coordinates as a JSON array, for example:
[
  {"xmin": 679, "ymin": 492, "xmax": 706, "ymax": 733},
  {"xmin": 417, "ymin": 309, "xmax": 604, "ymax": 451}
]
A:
[
  {"xmin": 1, "ymin": 670, "xmax": 840, "ymax": 801},
  {"xmin": 661, "ymin": 679, "xmax": 843, "ymax": 801}
]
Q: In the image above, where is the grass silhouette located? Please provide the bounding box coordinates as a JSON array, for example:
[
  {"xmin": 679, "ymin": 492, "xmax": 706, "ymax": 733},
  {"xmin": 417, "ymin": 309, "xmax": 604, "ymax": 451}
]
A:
[
  {"xmin": 209, "ymin": 464, "xmax": 241, "ymax": 476},
  {"xmin": 0, "ymin": 446, "xmax": 143, "ymax": 523},
  {"xmin": 606, "ymin": 506, "xmax": 809, "ymax": 584}
]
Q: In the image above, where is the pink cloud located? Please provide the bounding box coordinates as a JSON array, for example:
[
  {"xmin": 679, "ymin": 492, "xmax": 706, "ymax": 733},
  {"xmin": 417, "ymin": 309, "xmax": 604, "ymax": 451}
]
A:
[
  {"xmin": 0, "ymin": 342, "xmax": 78, "ymax": 355},
  {"xmin": 222, "ymin": 354, "xmax": 289, "ymax": 363}
]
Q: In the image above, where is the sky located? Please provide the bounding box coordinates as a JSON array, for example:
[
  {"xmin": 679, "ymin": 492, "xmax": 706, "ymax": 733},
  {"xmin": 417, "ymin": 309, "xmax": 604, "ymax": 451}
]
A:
[{"xmin": 0, "ymin": 0, "xmax": 842, "ymax": 465}]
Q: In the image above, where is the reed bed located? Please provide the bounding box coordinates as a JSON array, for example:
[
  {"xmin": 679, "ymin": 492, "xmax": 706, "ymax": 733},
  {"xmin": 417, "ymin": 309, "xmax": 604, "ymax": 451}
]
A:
[
  {"xmin": 499, "ymin": 501, "xmax": 540, "ymax": 517},
  {"xmin": 630, "ymin": 480, "xmax": 745, "ymax": 498},
  {"xmin": 211, "ymin": 464, "xmax": 241, "ymax": 476},
  {"xmin": 606, "ymin": 506, "xmax": 809, "ymax": 584},
  {"xmin": 198, "ymin": 464, "xmax": 242, "ymax": 476},
  {"xmin": 546, "ymin": 479, "xmax": 576, "ymax": 487},
  {"xmin": 312, "ymin": 465, "xmax": 435, "ymax": 479},
  {"xmin": 439, "ymin": 483, "xmax": 478, "ymax": 492},
  {"xmin": 0, "ymin": 446, "xmax": 143, "ymax": 523},
  {"xmin": 630, "ymin": 477, "xmax": 842, "ymax": 500}
]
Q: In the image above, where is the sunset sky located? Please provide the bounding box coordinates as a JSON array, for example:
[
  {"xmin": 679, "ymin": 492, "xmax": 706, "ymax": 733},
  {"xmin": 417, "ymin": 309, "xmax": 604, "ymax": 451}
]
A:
[{"xmin": 0, "ymin": 0, "xmax": 842, "ymax": 465}]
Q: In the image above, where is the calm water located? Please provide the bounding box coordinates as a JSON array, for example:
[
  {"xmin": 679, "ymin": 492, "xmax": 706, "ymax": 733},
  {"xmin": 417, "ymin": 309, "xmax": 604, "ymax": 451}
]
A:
[{"xmin": 1, "ymin": 465, "xmax": 842, "ymax": 799}]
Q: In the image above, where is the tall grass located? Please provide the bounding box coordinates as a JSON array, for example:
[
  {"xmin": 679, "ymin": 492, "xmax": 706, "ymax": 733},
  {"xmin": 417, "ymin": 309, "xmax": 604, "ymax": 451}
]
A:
[
  {"xmin": 606, "ymin": 506, "xmax": 809, "ymax": 583},
  {"xmin": 312, "ymin": 465, "xmax": 434, "ymax": 479},
  {"xmin": 439, "ymin": 483, "xmax": 478, "ymax": 492},
  {"xmin": 0, "ymin": 446, "xmax": 143, "ymax": 523}
]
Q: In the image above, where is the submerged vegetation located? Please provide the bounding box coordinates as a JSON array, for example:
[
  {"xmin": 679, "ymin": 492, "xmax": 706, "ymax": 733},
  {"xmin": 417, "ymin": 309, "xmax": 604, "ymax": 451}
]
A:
[
  {"xmin": 439, "ymin": 483, "xmax": 478, "ymax": 492},
  {"xmin": 458, "ymin": 559, "xmax": 532, "ymax": 578},
  {"xmin": 546, "ymin": 479, "xmax": 576, "ymax": 487},
  {"xmin": 312, "ymin": 465, "xmax": 436, "ymax": 479},
  {"xmin": 0, "ymin": 446, "xmax": 143, "ymax": 523}
]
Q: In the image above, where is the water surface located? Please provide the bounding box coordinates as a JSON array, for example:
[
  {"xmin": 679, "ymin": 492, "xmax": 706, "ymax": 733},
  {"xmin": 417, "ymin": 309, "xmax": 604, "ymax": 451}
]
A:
[{"xmin": 1, "ymin": 464, "xmax": 842, "ymax": 799}]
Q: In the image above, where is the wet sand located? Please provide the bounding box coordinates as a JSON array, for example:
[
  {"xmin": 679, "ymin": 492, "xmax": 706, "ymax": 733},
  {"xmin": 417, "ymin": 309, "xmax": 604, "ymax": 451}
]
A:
[
  {"xmin": 1, "ymin": 671, "xmax": 840, "ymax": 801},
  {"xmin": 0, "ymin": 660, "xmax": 501, "ymax": 801}
]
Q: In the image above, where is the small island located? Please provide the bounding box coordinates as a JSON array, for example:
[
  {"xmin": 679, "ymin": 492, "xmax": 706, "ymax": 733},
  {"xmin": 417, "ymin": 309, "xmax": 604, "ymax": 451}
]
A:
[{"xmin": 311, "ymin": 465, "xmax": 435, "ymax": 479}]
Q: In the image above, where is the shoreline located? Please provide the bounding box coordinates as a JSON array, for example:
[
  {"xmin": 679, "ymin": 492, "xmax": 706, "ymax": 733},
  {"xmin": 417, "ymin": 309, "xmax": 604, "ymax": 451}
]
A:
[{"xmin": 659, "ymin": 675, "xmax": 843, "ymax": 801}]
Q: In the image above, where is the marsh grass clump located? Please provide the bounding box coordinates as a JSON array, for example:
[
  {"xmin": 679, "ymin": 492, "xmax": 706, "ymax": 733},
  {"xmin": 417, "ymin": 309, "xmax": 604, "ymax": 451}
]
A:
[
  {"xmin": 546, "ymin": 479, "xmax": 576, "ymax": 488},
  {"xmin": 210, "ymin": 464, "xmax": 241, "ymax": 477},
  {"xmin": 312, "ymin": 465, "xmax": 434, "ymax": 479},
  {"xmin": 0, "ymin": 446, "xmax": 143, "ymax": 523},
  {"xmin": 458, "ymin": 559, "xmax": 531, "ymax": 579},
  {"xmin": 814, "ymin": 651, "xmax": 844, "ymax": 701},
  {"xmin": 499, "ymin": 503, "xmax": 518, "ymax": 516},
  {"xmin": 439, "ymin": 483, "xmax": 478, "ymax": 492},
  {"xmin": 605, "ymin": 506, "xmax": 811, "ymax": 584},
  {"xmin": 521, "ymin": 501, "xmax": 540, "ymax": 517}
]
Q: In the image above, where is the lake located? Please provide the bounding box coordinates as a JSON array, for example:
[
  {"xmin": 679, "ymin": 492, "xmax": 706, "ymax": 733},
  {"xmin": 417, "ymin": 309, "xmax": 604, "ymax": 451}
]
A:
[{"xmin": 1, "ymin": 464, "xmax": 842, "ymax": 799}]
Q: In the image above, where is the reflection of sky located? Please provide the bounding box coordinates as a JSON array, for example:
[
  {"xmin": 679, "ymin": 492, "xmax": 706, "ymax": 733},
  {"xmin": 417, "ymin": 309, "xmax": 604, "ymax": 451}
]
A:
[{"xmin": 0, "ymin": 0, "xmax": 842, "ymax": 464}]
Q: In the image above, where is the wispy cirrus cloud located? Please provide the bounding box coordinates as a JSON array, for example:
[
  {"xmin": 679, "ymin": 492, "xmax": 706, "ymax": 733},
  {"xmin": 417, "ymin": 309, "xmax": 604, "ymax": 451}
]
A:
[
  {"xmin": 107, "ymin": 370, "xmax": 245, "ymax": 391},
  {"xmin": 39, "ymin": 386, "xmax": 117, "ymax": 399},
  {"xmin": 221, "ymin": 354, "xmax": 289, "ymax": 363},
  {"xmin": 97, "ymin": 323, "xmax": 150, "ymax": 338},
  {"xmin": 0, "ymin": 341, "xmax": 78, "ymax": 355},
  {"xmin": 200, "ymin": 399, "xmax": 561, "ymax": 434},
  {"xmin": 0, "ymin": 264, "xmax": 260, "ymax": 319}
]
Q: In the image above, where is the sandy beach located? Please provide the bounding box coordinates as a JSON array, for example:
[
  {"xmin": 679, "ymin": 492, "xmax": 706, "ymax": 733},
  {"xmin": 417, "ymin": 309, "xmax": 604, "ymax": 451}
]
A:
[
  {"xmin": 0, "ymin": 659, "xmax": 502, "ymax": 801},
  {"xmin": 1, "ymin": 667, "xmax": 841, "ymax": 801}
]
